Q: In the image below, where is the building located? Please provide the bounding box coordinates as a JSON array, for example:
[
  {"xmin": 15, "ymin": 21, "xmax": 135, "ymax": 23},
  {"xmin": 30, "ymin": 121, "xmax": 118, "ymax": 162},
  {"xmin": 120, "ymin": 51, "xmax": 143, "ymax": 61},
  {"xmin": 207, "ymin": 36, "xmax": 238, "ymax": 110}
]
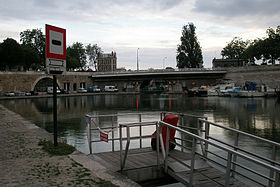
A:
[
  {"xmin": 96, "ymin": 51, "xmax": 117, "ymax": 72},
  {"xmin": 212, "ymin": 58, "xmax": 245, "ymax": 68}
]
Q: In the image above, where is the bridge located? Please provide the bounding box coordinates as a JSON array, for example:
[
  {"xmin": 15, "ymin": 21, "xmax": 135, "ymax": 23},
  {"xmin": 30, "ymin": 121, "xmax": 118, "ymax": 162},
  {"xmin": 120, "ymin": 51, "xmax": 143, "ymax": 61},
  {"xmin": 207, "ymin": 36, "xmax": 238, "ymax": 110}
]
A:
[
  {"xmin": 90, "ymin": 69, "xmax": 226, "ymax": 93},
  {"xmin": 0, "ymin": 66, "xmax": 279, "ymax": 94},
  {"xmin": 0, "ymin": 69, "xmax": 226, "ymax": 94}
]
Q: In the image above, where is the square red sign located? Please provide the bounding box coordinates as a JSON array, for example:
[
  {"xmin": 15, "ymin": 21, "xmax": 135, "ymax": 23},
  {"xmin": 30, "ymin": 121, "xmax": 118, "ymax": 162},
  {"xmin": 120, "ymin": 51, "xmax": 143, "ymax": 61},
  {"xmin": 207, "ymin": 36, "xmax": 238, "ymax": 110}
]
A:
[{"xmin": 45, "ymin": 24, "xmax": 66, "ymax": 60}]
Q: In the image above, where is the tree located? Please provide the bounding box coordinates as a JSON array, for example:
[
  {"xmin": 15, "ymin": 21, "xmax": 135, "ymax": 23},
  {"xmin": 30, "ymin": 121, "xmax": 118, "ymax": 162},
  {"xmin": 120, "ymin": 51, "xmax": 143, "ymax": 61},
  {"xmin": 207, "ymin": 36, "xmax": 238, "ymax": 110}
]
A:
[
  {"xmin": 20, "ymin": 29, "xmax": 45, "ymax": 69},
  {"xmin": 85, "ymin": 44, "xmax": 102, "ymax": 71},
  {"xmin": 176, "ymin": 23, "xmax": 203, "ymax": 68},
  {"xmin": 0, "ymin": 38, "xmax": 23, "ymax": 70},
  {"xmin": 21, "ymin": 45, "xmax": 41, "ymax": 70},
  {"xmin": 221, "ymin": 37, "xmax": 249, "ymax": 59},
  {"xmin": 66, "ymin": 42, "xmax": 86, "ymax": 70},
  {"xmin": 243, "ymin": 25, "xmax": 280, "ymax": 64}
]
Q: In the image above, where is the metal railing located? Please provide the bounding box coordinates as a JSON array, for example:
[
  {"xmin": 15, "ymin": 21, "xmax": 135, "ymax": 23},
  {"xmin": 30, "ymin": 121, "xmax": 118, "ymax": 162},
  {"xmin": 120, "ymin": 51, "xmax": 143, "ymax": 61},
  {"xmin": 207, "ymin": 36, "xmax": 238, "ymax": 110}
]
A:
[
  {"xmin": 85, "ymin": 112, "xmax": 204, "ymax": 154},
  {"xmin": 158, "ymin": 120, "xmax": 280, "ymax": 187},
  {"xmin": 197, "ymin": 118, "xmax": 280, "ymax": 187},
  {"xmin": 85, "ymin": 112, "xmax": 159, "ymax": 154},
  {"xmin": 85, "ymin": 112, "xmax": 280, "ymax": 186}
]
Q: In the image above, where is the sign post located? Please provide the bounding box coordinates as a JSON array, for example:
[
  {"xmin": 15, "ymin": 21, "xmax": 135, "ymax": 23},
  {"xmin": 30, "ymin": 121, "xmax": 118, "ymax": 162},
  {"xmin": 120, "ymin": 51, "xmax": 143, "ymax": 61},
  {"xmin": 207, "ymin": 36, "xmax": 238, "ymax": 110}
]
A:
[{"xmin": 45, "ymin": 24, "xmax": 66, "ymax": 146}]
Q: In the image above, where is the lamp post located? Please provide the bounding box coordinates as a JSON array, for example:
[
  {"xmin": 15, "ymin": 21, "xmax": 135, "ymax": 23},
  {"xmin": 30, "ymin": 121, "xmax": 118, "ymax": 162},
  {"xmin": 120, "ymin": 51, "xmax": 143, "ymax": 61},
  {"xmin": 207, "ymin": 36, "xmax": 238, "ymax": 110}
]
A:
[
  {"xmin": 163, "ymin": 57, "xmax": 167, "ymax": 69},
  {"xmin": 137, "ymin": 48, "xmax": 139, "ymax": 72}
]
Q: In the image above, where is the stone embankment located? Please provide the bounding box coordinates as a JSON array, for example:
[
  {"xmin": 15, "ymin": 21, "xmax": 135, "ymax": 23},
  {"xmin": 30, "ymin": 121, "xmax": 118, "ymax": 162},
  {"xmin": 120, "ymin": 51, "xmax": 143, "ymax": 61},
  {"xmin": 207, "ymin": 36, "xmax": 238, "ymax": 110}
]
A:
[{"xmin": 0, "ymin": 104, "xmax": 139, "ymax": 187}]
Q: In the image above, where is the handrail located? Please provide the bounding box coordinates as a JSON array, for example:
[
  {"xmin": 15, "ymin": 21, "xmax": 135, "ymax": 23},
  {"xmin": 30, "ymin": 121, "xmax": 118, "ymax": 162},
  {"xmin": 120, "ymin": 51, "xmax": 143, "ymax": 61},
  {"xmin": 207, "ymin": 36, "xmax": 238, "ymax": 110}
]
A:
[
  {"xmin": 159, "ymin": 120, "xmax": 280, "ymax": 173},
  {"xmin": 158, "ymin": 120, "xmax": 280, "ymax": 187},
  {"xmin": 85, "ymin": 111, "xmax": 204, "ymax": 154},
  {"xmin": 86, "ymin": 112, "xmax": 280, "ymax": 186},
  {"xmin": 199, "ymin": 118, "xmax": 280, "ymax": 147}
]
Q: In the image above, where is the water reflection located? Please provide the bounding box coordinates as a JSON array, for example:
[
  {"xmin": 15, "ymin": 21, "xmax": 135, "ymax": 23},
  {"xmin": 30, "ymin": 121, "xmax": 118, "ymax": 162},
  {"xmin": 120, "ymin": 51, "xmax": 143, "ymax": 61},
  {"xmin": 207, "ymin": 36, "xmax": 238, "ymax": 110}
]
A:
[{"xmin": 1, "ymin": 95, "xmax": 280, "ymax": 153}]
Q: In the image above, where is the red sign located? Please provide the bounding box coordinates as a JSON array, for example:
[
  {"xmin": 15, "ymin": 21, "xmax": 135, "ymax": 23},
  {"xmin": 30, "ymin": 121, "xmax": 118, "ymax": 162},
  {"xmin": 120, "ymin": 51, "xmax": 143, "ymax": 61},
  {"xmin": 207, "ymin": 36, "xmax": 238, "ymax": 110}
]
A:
[
  {"xmin": 100, "ymin": 132, "xmax": 108, "ymax": 143},
  {"xmin": 46, "ymin": 24, "xmax": 66, "ymax": 60}
]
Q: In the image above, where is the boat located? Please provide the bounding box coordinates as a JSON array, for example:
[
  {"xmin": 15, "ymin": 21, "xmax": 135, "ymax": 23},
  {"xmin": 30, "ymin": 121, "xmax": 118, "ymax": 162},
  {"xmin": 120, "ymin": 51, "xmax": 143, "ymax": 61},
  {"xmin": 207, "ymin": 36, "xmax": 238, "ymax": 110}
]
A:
[
  {"xmin": 238, "ymin": 82, "xmax": 276, "ymax": 97},
  {"xmin": 187, "ymin": 87, "xmax": 199, "ymax": 96},
  {"xmin": 206, "ymin": 83, "xmax": 235, "ymax": 97},
  {"xmin": 238, "ymin": 90, "xmax": 265, "ymax": 97},
  {"xmin": 197, "ymin": 86, "xmax": 211, "ymax": 97},
  {"xmin": 217, "ymin": 83, "xmax": 236, "ymax": 97}
]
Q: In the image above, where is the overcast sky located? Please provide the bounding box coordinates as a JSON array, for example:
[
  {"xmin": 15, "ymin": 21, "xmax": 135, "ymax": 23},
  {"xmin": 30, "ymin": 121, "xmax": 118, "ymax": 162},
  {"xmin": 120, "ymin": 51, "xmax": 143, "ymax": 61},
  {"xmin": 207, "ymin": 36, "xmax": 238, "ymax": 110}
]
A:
[{"xmin": 0, "ymin": 0, "xmax": 279, "ymax": 69}]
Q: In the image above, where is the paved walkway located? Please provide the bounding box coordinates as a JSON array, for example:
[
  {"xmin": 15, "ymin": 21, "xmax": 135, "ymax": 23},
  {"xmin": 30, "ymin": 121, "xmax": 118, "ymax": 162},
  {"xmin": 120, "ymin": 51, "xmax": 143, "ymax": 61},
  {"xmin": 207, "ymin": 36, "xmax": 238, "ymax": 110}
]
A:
[{"xmin": 0, "ymin": 104, "xmax": 139, "ymax": 187}]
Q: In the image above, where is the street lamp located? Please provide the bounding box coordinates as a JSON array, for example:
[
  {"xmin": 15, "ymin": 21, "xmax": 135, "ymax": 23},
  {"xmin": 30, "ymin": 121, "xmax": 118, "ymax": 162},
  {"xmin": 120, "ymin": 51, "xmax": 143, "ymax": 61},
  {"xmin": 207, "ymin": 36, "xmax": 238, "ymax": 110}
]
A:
[
  {"xmin": 163, "ymin": 57, "xmax": 167, "ymax": 69},
  {"xmin": 137, "ymin": 48, "xmax": 139, "ymax": 72}
]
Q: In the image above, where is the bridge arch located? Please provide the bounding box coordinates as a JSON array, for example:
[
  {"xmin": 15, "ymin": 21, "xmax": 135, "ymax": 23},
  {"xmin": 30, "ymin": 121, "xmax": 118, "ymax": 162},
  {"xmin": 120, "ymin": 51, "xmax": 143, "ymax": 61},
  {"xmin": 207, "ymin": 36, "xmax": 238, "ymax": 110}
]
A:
[{"xmin": 32, "ymin": 76, "xmax": 62, "ymax": 92}]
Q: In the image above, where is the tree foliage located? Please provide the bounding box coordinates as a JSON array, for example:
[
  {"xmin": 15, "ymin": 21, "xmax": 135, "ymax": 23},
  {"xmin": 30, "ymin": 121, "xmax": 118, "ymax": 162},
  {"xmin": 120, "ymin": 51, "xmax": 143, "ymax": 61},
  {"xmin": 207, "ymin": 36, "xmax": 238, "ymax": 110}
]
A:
[
  {"xmin": 222, "ymin": 25, "xmax": 280, "ymax": 65},
  {"xmin": 1, "ymin": 27, "xmax": 104, "ymax": 72},
  {"xmin": 0, "ymin": 38, "xmax": 41, "ymax": 71},
  {"xmin": 86, "ymin": 44, "xmax": 102, "ymax": 71},
  {"xmin": 66, "ymin": 42, "xmax": 87, "ymax": 70},
  {"xmin": 20, "ymin": 29, "xmax": 45, "ymax": 68},
  {"xmin": 176, "ymin": 23, "xmax": 203, "ymax": 68},
  {"xmin": 221, "ymin": 37, "xmax": 250, "ymax": 59},
  {"xmin": 0, "ymin": 38, "xmax": 23, "ymax": 70}
]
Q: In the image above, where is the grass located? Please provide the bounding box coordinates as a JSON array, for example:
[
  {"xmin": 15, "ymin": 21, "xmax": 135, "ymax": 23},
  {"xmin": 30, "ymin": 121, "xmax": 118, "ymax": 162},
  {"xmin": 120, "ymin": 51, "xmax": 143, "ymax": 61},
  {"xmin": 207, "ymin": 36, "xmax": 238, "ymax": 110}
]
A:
[
  {"xmin": 95, "ymin": 178, "xmax": 119, "ymax": 187},
  {"xmin": 38, "ymin": 139, "xmax": 75, "ymax": 156}
]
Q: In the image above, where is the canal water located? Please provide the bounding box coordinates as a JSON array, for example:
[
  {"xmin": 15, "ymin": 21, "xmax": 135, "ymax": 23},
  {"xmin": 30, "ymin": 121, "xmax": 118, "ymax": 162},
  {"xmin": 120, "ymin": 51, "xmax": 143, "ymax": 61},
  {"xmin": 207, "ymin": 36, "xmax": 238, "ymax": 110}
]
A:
[{"xmin": 1, "ymin": 94, "xmax": 280, "ymax": 156}]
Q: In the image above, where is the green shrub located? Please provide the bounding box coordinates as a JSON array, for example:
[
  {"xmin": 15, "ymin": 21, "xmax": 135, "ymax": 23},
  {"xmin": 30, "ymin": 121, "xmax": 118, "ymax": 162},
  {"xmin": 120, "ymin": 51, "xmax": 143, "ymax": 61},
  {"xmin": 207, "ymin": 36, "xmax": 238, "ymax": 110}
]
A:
[{"xmin": 39, "ymin": 139, "xmax": 75, "ymax": 156}]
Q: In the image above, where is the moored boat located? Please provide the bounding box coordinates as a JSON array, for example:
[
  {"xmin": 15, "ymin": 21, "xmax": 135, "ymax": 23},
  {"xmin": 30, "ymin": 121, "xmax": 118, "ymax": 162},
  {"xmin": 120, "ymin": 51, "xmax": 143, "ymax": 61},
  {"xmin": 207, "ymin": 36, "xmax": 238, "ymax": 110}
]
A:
[{"xmin": 238, "ymin": 90, "xmax": 265, "ymax": 97}]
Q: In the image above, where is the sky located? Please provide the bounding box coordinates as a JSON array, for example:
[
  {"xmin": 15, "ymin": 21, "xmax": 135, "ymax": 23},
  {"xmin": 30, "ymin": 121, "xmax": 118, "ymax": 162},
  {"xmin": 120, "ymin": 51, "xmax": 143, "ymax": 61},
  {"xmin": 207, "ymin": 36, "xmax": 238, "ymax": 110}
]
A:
[{"xmin": 0, "ymin": 0, "xmax": 279, "ymax": 70}]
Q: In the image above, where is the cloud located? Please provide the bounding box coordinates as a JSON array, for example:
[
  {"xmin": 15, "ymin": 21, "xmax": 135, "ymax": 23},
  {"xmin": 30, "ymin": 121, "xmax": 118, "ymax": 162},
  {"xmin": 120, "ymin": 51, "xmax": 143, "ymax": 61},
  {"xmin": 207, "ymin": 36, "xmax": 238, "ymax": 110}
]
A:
[
  {"xmin": 192, "ymin": 0, "xmax": 280, "ymax": 28},
  {"xmin": 194, "ymin": 0, "xmax": 280, "ymax": 17},
  {"xmin": 0, "ymin": 0, "xmax": 278, "ymax": 69}
]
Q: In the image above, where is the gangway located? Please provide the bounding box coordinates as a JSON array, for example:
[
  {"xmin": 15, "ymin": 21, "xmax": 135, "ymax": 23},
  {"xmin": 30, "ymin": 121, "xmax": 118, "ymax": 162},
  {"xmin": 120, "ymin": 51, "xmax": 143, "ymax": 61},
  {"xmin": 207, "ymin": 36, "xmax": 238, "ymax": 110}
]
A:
[{"xmin": 85, "ymin": 112, "xmax": 280, "ymax": 186}]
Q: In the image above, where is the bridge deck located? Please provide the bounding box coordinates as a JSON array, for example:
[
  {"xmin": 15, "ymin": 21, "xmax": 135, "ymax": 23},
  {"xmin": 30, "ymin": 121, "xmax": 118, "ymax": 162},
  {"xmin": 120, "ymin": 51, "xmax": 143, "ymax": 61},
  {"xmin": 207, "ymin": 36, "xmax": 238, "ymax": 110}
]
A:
[{"xmin": 89, "ymin": 148, "xmax": 247, "ymax": 186}]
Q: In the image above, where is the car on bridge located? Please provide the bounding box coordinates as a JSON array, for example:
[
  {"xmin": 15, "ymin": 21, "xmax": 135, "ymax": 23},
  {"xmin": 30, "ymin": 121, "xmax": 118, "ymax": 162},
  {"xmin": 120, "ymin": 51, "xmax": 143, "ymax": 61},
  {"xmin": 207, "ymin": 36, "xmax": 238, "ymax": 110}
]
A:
[
  {"xmin": 104, "ymin": 86, "xmax": 118, "ymax": 92},
  {"xmin": 47, "ymin": 87, "xmax": 61, "ymax": 94},
  {"xmin": 5, "ymin": 91, "xmax": 15, "ymax": 97},
  {"xmin": 77, "ymin": 88, "xmax": 87, "ymax": 93},
  {"xmin": 88, "ymin": 86, "xmax": 101, "ymax": 92}
]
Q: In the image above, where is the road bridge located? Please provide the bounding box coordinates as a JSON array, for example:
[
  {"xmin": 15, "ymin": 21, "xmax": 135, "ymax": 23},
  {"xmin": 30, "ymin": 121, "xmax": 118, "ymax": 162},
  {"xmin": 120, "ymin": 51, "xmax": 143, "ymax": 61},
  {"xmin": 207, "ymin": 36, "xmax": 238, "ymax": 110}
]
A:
[
  {"xmin": 0, "ymin": 70, "xmax": 226, "ymax": 94},
  {"xmin": 1, "ymin": 65, "xmax": 280, "ymax": 94},
  {"xmin": 90, "ymin": 70, "xmax": 226, "ymax": 93}
]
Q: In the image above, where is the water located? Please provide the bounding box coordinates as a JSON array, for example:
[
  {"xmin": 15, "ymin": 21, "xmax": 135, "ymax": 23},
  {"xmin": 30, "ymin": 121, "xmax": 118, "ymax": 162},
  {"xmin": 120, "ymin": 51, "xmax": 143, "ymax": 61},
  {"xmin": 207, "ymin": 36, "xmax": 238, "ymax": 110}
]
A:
[{"xmin": 1, "ymin": 94, "xmax": 280, "ymax": 155}]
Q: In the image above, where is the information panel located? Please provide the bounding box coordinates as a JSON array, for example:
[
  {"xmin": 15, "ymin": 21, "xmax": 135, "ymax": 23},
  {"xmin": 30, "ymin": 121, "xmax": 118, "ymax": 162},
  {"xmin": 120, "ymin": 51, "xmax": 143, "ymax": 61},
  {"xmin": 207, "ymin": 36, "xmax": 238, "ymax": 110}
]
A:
[{"xmin": 45, "ymin": 24, "xmax": 66, "ymax": 74}]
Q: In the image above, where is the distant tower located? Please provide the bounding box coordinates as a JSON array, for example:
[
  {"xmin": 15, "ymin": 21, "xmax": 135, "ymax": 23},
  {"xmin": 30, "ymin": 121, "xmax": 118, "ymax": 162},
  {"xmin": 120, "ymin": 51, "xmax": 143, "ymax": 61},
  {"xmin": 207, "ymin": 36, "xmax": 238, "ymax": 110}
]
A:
[{"xmin": 96, "ymin": 51, "xmax": 117, "ymax": 72}]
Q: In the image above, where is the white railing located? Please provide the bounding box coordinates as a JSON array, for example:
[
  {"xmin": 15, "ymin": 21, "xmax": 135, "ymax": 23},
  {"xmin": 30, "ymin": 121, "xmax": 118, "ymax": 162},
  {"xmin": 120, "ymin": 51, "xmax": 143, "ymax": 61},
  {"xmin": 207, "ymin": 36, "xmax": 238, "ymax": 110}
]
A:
[
  {"xmin": 85, "ymin": 112, "xmax": 203, "ymax": 154},
  {"xmin": 85, "ymin": 112, "xmax": 280, "ymax": 186}
]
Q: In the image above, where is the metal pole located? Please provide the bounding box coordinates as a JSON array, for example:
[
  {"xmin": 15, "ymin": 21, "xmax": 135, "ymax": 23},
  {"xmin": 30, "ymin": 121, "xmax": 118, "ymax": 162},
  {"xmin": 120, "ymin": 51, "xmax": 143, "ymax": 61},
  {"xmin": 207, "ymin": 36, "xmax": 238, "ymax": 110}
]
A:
[
  {"xmin": 163, "ymin": 57, "xmax": 167, "ymax": 69},
  {"xmin": 112, "ymin": 116, "xmax": 114, "ymax": 152},
  {"xmin": 139, "ymin": 114, "xmax": 142, "ymax": 148},
  {"xmin": 137, "ymin": 48, "xmax": 139, "ymax": 72},
  {"xmin": 225, "ymin": 152, "xmax": 233, "ymax": 186},
  {"xmin": 119, "ymin": 125, "xmax": 123, "ymax": 171},
  {"xmin": 87, "ymin": 121, "xmax": 92, "ymax": 154},
  {"xmin": 181, "ymin": 115, "xmax": 184, "ymax": 152},
  {"xmin": 156, "ymin": 122, "xmax": 160, "ymax": 170},
  {"xmin": 164, "ymin": 127, "xmax": 170, "ymax": 173},
  {"xmin": 189, "ymin": 137, "xmax": 197, "ymax": 186},
  {"xmin": 205, "ymin": 122, "xmax": 210, "ymax": 158},
  {"xmin": 268, "ymin": 145, "xmax": 276, "ymax": 187},
  {"xmin": 232, "ymin": 132, "xmax": 239, "ymax": 177},
  {"xmin": 53, "ymin": 75, "xmax": 58, "ymax": 147}
]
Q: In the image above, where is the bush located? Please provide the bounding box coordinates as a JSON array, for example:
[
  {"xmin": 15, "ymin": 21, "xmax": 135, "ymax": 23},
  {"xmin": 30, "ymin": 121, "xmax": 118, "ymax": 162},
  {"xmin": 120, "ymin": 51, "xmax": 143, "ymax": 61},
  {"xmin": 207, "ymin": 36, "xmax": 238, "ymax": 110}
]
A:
[{"xmin": 39, "ymin": 139, "xmax": 75, "ymax": 156}]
